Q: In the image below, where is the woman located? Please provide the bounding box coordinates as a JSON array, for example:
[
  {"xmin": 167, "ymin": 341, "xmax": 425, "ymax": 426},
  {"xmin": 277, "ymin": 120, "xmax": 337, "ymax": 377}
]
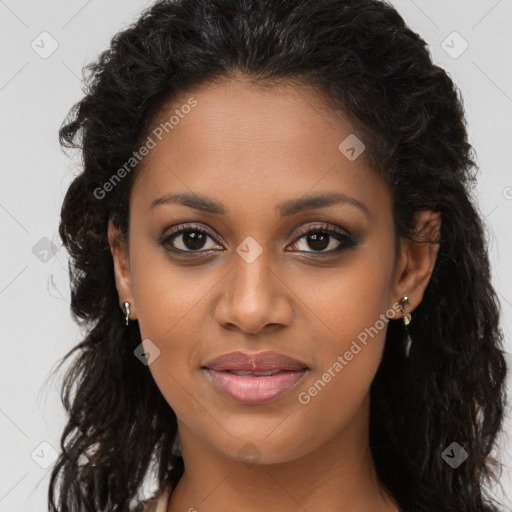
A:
[{"xmin": 48, "ymin": 0, "xmax": 508, "ymax": 511}]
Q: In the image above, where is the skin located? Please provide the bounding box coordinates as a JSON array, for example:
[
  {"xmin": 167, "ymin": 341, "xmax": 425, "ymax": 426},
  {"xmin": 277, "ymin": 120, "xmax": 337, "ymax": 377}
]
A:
[{"xmin": 108, "ymin": 75, "xmax": 440, "ymax": 512}]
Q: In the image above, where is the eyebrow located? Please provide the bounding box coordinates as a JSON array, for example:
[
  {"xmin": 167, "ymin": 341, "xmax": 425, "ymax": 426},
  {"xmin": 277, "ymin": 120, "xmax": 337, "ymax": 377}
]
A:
[{"xmin": 149, "ymin": 191, "xmax": 370, "ymax": 219}]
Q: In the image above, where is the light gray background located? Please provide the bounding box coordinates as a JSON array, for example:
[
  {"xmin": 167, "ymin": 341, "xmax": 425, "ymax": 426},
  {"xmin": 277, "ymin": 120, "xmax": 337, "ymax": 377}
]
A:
[{"xmin": 1, "ymin": 1, "xmax": 511, "ymax": 510}]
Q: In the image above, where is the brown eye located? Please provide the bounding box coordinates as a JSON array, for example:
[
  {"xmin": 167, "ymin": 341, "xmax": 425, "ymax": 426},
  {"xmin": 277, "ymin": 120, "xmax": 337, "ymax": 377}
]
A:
[
  {"xmin": 288, "ymin": 224, "xmax": 357, "ymax": 254},
  {"xmin": 304, "ymin": 232, "xmax": 330, "ymax": 251},
  {"xmin": 159, "ymin": 224, "xmax": 223, "ymax": 254},
  {"xmin": 177, "ymin": 230, "xmax": 209, "ymax": 250}
]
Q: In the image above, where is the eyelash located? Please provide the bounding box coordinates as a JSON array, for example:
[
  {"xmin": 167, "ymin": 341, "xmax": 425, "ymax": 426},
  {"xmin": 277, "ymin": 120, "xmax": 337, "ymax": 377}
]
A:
[{"xmin": 158, "ymin": 222, "xmax": 357, "ymax": 257}]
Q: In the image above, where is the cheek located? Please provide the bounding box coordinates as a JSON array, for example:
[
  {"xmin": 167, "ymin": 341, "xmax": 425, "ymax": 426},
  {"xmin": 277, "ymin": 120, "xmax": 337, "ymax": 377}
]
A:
[
  {"xmin": 310, "ymin": 239, "xmax": 394, "ymax": 344},
  {"xmin": 299, "ymin": 242, "xmax": 395, "ymax": 415},
  {"xmin": 129, "ymin": 236, "xmax": 215, "ymax": 342},
  {"xmin": 288, "ymin": 324, "xmax": 387, "ymax": 456},
  {"xmin": 128, "ymin": 240, "xmax": 226, "ymax": 411}
]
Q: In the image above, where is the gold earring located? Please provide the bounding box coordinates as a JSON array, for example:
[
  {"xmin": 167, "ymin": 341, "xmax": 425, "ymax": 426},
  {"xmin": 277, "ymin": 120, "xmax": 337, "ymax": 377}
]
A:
[
  {"xmin": 124, "ymin": 301, "xmax": 131, "ymax": 326},
  {"xmin": 399, "ymin": 296, "xmax": 412, "ymax": 357}
]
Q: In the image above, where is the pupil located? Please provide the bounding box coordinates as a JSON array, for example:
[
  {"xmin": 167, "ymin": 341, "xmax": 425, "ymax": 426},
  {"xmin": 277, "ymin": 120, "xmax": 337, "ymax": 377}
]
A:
[
  {"xmin": 184, "ymin": 231, "xmax": 206, "ymax": 250},
  {"xmin": 308, "ymin": 233, "xmax": 329, "ymax": 251}
]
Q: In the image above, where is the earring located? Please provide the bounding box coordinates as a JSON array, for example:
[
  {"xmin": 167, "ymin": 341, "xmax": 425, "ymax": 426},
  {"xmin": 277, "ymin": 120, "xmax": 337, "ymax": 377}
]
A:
[
  {"xmin": 123, "ymin": 301, "xmax": 131, "ymax": 326},
  {"xmin": 399, "ymin": 296, "xmax": 412, "ymax": 357}
]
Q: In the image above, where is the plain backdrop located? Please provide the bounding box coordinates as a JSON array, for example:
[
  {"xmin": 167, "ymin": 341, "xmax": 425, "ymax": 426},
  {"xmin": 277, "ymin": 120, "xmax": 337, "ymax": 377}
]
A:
[{"xmin": 1, "ymin": 0, "xmax": 511, "ymax": 510}]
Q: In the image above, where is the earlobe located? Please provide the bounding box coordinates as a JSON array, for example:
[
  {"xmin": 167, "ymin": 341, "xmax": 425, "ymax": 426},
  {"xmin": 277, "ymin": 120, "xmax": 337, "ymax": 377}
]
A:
[
  {"xmin": 392, "ymin": 210, "xmax": 441, "ymax": 313},
  {"xmin": 108, "ymin": 219, "xmax": 136, "ymax": 318}
]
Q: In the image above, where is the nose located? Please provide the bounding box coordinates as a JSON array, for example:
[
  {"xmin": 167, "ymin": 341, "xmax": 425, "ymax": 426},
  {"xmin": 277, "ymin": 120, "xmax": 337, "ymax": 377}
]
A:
[{"xmin": 214, "ymin": 252, "xmax": 294, "ymax": 336}]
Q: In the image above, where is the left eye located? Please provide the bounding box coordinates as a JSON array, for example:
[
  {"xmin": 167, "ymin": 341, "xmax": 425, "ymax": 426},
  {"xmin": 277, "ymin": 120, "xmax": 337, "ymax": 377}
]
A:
[{"xmin": 288, "ymin": 225, "xmax": 356, "ymax": 254}]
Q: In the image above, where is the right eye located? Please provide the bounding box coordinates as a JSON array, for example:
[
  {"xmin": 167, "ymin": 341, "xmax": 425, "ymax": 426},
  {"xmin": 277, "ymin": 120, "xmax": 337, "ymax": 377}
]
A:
[{"xmin": 158, "ymin": 223, "xmax": 224, "ymax": 254}]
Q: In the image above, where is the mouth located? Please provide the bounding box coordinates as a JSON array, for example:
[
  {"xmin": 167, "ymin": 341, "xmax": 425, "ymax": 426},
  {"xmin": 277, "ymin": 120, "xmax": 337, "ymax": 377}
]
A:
[
  {"xmin": 201, "ymin": 350, "xmax": 310, "ymax": 404},
  {"xmin": 202, "ymin": 367, "xmax": 309, "ymax": 404}
]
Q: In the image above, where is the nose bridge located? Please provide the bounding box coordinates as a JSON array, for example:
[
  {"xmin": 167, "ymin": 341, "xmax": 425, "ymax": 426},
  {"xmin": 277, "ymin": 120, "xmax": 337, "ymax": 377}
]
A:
[
  {"xmin": 231, "ymin": 232, "xmax": 275, "ymax": 299},
  {"xmin": 233, "ymin": 247, "xmax": 273, "ymax": 302},
  {"xmin": 215, "ymin": 245, "xmax": 293, "ymax": 334}
]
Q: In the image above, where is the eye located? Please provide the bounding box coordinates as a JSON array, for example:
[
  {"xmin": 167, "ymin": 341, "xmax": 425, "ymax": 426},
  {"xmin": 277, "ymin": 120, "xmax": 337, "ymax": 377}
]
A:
[
  {"xmin": 158, "ymin": 222, "xmax": 357, "ymax": 256},
  {"xmin": 158, "ymin": 223, "xmax": 223, "ymax": 254},
  {"xmin": 287, "ymin": 223, "xmax": 357, "ymax": 254}
]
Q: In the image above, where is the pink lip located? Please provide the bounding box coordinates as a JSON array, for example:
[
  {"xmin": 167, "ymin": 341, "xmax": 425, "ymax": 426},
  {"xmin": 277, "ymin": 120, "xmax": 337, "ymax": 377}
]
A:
[{"xmin": 204, "ymin": 368, "xmax": 309, "ymax": 404}]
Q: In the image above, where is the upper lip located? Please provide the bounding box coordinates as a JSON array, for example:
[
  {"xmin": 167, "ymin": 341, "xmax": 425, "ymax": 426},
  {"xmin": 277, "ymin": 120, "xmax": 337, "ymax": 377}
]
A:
[{"xmin": 203, "ymin": 351, "xmax": 309, "ymax": 372}]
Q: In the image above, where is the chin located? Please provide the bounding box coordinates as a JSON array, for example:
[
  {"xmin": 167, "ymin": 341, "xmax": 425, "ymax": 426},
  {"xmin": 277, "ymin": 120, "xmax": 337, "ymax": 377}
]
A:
[{"xmin": 208, "ymin": 430, "xmax": 316, "ymax": 466}]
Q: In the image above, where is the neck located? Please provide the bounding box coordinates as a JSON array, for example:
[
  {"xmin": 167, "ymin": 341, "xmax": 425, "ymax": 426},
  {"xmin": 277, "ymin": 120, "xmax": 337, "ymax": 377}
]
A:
[{"xmin": 167, "ymin": 394, "xmax": 399, "ymax": 512}]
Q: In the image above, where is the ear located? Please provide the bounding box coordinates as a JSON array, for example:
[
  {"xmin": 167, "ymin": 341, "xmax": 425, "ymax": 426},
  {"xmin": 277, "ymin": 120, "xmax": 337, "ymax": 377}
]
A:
[
  {"xmin": 391, "ymin": 210, "xmax": 441, "ymax": 315},
  {"xmin": 108, "ymin": 218, "xmax": 136, "ymax": 321}
]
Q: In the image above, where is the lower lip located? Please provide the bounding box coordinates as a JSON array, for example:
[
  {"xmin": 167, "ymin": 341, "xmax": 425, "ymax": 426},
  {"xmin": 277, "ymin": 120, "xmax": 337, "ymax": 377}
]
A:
[{"xmin": 204, "ymin": 369, "xmax": 308, "ymax": 404}]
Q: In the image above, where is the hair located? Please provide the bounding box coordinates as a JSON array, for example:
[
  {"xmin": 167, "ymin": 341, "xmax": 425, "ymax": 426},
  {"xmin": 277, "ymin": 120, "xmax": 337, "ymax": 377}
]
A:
[{"xmin": 49, "ymin": 0, "xmax": 508, "ymax": 510}]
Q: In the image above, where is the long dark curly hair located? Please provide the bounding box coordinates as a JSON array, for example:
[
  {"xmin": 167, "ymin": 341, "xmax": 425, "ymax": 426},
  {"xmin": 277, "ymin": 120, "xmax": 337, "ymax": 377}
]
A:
[{"xmin": 48, "ymin": 0, "xmax": 508, "ymax": 510}]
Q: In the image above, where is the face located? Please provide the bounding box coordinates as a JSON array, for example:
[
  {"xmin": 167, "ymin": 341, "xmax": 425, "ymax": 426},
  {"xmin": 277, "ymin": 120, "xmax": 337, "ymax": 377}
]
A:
[{"xmin": 109, "ymin": 76, "xmax": 437, "ymax": 465}]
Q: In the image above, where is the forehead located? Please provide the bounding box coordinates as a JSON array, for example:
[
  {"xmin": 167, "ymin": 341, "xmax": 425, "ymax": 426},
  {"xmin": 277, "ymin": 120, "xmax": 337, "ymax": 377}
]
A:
[{"xmin": 130, "ymin": 77, "xmax": 389, "ymax": 217}]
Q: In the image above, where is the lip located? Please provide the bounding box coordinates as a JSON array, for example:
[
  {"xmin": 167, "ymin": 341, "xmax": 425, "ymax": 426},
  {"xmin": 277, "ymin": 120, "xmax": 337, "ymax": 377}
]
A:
[
  {"xmin": 203, "ymin": 350, "xmax": 309, "ymax": 372},
  {"xmin": 204, "ymin": 368, "xmax": 309, "ymax": 404},
  {"xmin": 202, "ymin": 351, "xmax": 310, "ymax": 404}
]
